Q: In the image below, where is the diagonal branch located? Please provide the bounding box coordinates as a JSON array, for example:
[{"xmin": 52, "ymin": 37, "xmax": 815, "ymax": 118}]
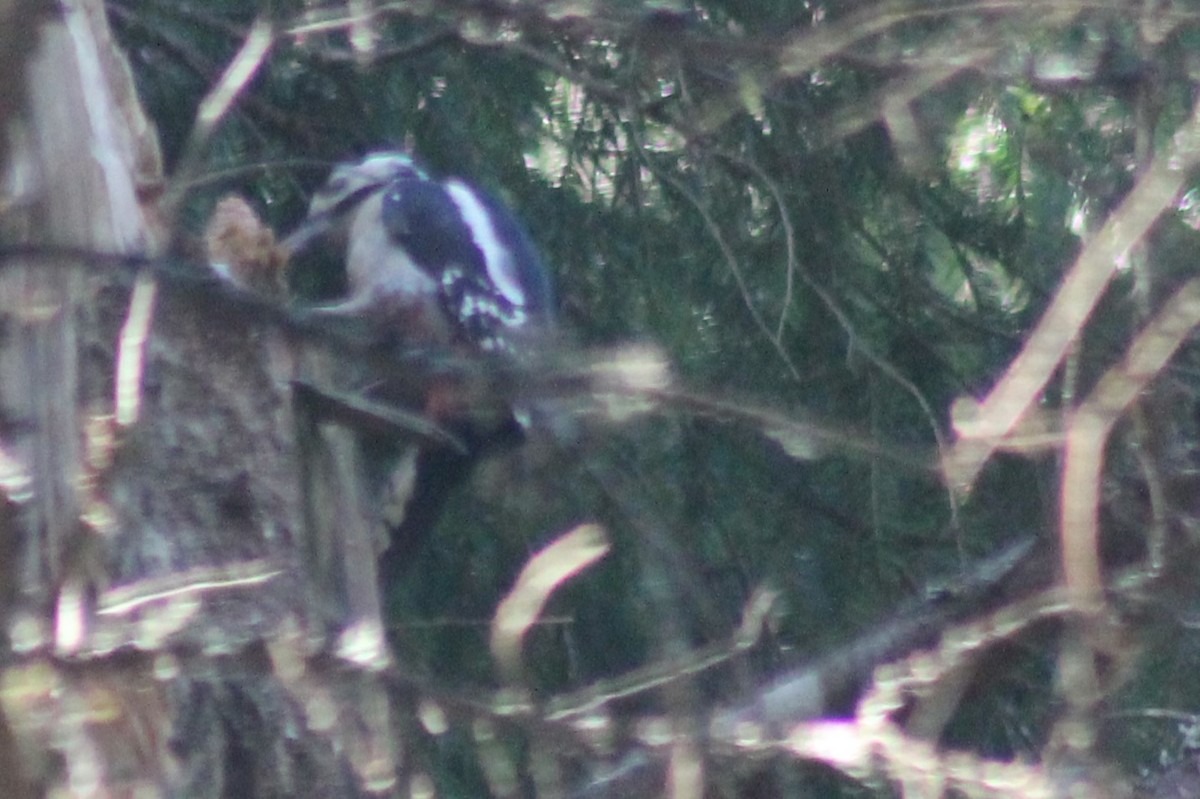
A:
[{"xmin": 946, "ymin": 99, "xmax": 1200, "ymax": 491}]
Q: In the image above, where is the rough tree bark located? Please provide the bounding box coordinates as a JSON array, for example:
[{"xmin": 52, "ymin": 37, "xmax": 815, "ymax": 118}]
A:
[{"xmin": 0, "ymin": 2, "xmax": 401, "ymax": 796}]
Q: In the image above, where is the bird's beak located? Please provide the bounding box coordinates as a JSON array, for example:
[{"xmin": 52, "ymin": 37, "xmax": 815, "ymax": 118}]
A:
[
  {"xmin": 283, "ymin": 178, "xmax": 391, "ymax": 255},
  {"xmin": 280, "ymin": 213, "xmax": 336, "ymax": 256}
]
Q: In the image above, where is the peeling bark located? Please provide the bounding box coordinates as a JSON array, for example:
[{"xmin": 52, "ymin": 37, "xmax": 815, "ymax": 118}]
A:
[{"xmin": 0, "ymin": 2, "xmax": 399, "ymax": 795}]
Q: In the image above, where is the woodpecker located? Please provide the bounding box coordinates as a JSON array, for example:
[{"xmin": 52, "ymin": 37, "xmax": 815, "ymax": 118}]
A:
[
  {"xmin": 285, "ymin": 151, "xmax": 557, "ymax": 571},
  {"xmin": 284, "ymin": 151, "xmax": 553, "ymax": 353}
]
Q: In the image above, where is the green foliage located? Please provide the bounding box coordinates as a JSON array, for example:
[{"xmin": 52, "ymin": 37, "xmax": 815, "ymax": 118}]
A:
[{"xmin": 108, "ymin": 0, "xmax": 1200, "ymax": 795}]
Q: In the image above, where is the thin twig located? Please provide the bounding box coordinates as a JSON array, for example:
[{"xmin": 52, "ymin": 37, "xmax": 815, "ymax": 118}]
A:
[
  {"xmin": 631, "ymin": 128, "xmax": 804, "ymax": 383},
  {"xmin": 947, "ymin": 99, "xmax": 1200, "ymax": 491},
  {"xmin": 160, "ymin": 16, "xmax": 275, "ymax": 220},
  {"xmin": 1060, "ymin": 277, "xmax": 1200, "ymax": 608}
]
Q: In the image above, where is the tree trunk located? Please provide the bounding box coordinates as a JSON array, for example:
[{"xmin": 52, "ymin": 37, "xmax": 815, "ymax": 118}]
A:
[{"xmin": 0, "ymin": 2, "xmax": 398, "ymax": 795}]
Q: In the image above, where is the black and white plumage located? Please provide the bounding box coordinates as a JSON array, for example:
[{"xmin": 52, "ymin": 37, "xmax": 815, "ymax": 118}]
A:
[
  {"xmin": 291, "ymin": 151, "xmax": 429, "ymax": 241},
  {"xmin": 286, "ymin": 151, "xmax": 553, "ymax": 353},
  {"xmin": 285, "ymin": 151, "xmax": 558, "ymax": 572}
]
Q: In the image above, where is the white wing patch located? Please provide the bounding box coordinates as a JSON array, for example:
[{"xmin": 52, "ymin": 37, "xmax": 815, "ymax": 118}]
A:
[{"xmin": 444, "ymin": 180, "xmax": 527, "ymax": 307}]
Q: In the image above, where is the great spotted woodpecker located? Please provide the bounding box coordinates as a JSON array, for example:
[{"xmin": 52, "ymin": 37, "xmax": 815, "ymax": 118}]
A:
[
  {"xmin": 284, "ymin": 152, "xmax": 556, "ymax": 571},
  {"xmin": 284, "ymin": 151, "xmax": 553, "ymax": 352}
]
